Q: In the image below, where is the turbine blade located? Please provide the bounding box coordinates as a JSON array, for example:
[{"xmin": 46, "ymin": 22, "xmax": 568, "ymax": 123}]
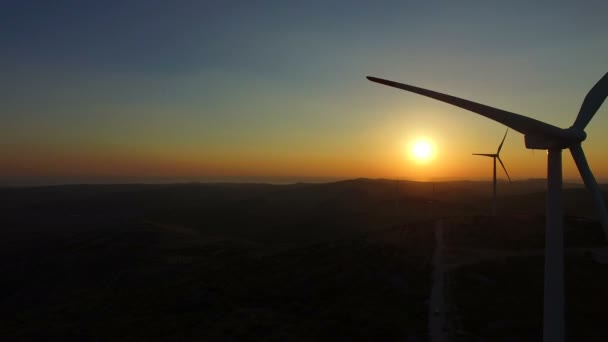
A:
[
  {"xmin": 570, "ymin": 144, "xmax": 608, "ymax": 238},
  {"xmin": 472, "ymin": 153, "xmax": 496, "ymax": 157},
  {"xmin": 497, "ymin": 156, "xmax": 512, "ymax": 183},
  {"xmin": 572, "ymin": 72, "xmax": 608, "ymax": 131},
  {"xmin": 367, "ymin": 76, "xmax": 567, "ymax": 138},
  {"xmin": 497, "ymin": 129, "xmax": 508, "ymax": 154}
]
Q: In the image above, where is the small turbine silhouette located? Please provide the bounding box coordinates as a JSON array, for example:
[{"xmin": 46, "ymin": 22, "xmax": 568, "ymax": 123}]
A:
[{"xmin": 472, "ymin": 128, "xmax": 512, "ymax": 216}]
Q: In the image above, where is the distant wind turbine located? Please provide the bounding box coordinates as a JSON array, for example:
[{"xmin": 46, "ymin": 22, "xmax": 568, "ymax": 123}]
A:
[
  {"xmin": 472, "ymin": 128, "xmax": 512, "ymax": 216},
  {"xmin": 367, "ymin": 72, "xmax": 608, "ymax": 342}
]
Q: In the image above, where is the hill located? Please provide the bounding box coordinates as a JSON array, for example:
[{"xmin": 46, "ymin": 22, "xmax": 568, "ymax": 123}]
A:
[{"xmin": 1, "ymin": 178, "xmax": 606, "ymax": 340}]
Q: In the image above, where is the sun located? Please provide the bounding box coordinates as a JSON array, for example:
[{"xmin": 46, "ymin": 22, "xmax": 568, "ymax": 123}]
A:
[{"xmin": 411, "ymin": 139, "xmax": 434, "ymax": 162}]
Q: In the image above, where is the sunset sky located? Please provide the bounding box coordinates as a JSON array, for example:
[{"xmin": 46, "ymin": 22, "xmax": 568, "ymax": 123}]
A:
[{"xmin": 2, "ymin": 1, "xmax": 607, "ymax": 185}]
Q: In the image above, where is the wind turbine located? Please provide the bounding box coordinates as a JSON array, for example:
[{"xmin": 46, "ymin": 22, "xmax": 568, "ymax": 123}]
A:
[
  {"xmin": 472, "ymin": 128, "xmax": 512, "ymax": 216},
  {"xmin": 367, "ymin": 72, "xmax": 608, "ymax": 342}
]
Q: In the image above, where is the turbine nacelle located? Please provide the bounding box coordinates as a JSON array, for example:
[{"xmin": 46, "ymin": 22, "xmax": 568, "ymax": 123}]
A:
[{"xmin": 524, "ymin": 128, "xmax": 586, "ymax": 150}]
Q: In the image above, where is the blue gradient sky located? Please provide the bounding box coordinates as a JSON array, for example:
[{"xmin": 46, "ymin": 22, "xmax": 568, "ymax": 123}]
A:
[{"xmin": 1, "ymin": 1, "xmax": 607, "ymax": 184}]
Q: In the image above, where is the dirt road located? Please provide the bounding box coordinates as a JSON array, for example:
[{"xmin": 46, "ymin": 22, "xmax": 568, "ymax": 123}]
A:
[{"xmin": 429, "ymin": 219, "xmax": 447, "ymax": 342}]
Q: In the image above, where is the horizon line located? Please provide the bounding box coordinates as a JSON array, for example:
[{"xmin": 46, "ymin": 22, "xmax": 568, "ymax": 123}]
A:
[{"xmin": 0, "ymin": 176, "xmax": 597, "ymax": 188}]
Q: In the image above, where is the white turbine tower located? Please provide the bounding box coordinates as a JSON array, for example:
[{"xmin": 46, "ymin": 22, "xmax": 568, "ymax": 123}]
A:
[
  {"xmin": 367, "ymin": 72, "xmax": 608, "ymax": 342},
  {"xmin": 472, "ymin": 129, "xmax": 512, "ymax": 216}
]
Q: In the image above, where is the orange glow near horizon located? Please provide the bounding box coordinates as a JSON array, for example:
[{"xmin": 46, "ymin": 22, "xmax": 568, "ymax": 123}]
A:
[
  {"xmin": 2, "ymin": 129, "xmax": 608, "ymax": 184},
  {"xmin": 2, "ymin": 100, "xmax": 608, "ymax": 185}
]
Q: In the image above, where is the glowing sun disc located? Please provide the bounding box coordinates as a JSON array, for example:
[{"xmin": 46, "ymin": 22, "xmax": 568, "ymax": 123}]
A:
[{"xmin": 411, "ymin": 139, "xmax": 434, "ymax": 162}]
